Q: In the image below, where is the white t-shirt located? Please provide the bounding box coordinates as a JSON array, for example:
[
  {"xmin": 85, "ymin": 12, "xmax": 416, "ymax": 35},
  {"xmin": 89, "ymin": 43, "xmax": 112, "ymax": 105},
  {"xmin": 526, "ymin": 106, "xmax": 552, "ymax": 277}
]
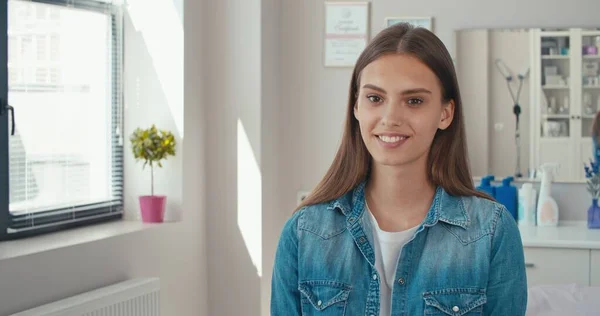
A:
[{"xmin": 366, "ymin": 204, "xmax": 419, "ymax": 316}]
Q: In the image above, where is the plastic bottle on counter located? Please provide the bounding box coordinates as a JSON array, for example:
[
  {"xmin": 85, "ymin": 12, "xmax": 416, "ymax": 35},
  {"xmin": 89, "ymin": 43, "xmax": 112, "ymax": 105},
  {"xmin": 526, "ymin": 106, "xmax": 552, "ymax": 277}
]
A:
[
  {"xmin": 495, "ymin": 176, "xmax": 518, "ymax": 221},
  {"xmin": 476, "ymin": 175, "xmax": 496, "ymax": 198},
  {"xmin": 537, "ymin": 163, "xmax": 560, "ymax": 227},
  {"xmin": 518, "ymin": 182, "xmax": 537, "ymax": 226}
]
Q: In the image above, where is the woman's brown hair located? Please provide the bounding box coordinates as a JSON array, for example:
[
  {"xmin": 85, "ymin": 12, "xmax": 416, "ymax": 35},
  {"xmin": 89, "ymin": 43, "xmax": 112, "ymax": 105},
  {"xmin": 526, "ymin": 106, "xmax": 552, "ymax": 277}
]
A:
[
  {"xmin": 295, "ymin": 23, "xmax": 490, "ymax": 212},
  {"xmin": 592, "ymin": 112, "xmax": 600, "ymax": 143}
]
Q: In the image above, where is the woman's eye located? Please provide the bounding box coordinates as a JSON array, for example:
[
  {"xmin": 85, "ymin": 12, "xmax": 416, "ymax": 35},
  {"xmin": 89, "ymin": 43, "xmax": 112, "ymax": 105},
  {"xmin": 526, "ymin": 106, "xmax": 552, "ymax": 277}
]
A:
[
  {"xmin": 407, "ymin": 98, "xmax": 424, "ymax": 106},
  {"xmin": 367, "ymin": 95, "xmax": 382, "ymax": 103}
]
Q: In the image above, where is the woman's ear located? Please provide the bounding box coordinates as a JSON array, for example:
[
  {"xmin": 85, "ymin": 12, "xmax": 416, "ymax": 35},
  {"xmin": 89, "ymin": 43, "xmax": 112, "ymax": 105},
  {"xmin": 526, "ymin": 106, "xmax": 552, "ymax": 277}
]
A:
[{"xmin": 439, "ymin": 100, "xmax": 455, "ymax": 130}]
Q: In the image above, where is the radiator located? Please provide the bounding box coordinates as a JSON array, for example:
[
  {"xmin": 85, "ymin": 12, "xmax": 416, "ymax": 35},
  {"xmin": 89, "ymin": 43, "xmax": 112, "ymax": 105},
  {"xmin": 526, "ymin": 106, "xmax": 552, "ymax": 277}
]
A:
[{"xmin": 11, "ymin": 278, "xmax": 160, "ymax": 316}]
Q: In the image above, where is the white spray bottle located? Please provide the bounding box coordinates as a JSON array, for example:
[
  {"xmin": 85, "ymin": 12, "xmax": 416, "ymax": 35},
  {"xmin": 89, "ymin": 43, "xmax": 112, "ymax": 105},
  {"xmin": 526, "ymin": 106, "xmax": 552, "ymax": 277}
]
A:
[{"xmin": 536, "ymin": 163, "xmax": 560, "ymax": 226}]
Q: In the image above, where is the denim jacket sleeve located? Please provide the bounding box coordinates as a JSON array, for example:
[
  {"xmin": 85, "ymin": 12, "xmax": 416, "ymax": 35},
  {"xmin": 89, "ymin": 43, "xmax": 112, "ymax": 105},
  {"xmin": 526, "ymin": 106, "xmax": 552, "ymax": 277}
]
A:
[
  {"xmin": 271, "ymin": 211, "xmax": 302, "ymax": 316},
  {"xmin": 483, "ymin": 205, "xmax": 528, "ymax": 315}
]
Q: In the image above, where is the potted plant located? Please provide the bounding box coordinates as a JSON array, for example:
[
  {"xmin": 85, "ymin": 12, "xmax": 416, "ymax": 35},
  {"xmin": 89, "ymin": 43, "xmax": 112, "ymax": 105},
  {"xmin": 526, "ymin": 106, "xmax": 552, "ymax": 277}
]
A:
[
  {"xmin": 130, "ymin": 124, "xmax": 176, "ymax": 223},
  {"xmin": 584, "ymin": 159, "xmax": 600, "ymax": 229}
]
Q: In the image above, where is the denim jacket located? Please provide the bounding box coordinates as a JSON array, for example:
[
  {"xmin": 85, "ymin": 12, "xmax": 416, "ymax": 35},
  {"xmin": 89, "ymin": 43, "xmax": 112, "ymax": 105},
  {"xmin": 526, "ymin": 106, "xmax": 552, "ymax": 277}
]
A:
[{"xmin": 271, "ymin": 181, "xmax": 527, "ymax": 315}]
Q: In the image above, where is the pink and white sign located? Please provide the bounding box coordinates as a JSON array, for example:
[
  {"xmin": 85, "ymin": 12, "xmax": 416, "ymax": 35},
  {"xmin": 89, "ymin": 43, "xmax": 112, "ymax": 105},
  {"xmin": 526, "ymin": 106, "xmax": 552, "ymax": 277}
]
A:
[{"xmin": 324, "ymin": 2, "xmax": 370, "ymax": 67}]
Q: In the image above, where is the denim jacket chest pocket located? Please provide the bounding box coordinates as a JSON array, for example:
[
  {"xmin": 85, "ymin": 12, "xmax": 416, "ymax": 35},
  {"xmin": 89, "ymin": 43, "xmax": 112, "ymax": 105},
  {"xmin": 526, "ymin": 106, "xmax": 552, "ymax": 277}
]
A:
[
  {"xmin": 298, "ymin": 280, "xmax": 352, "ymax": 315},
  {"xmin": 423, "ymin": 288, "xmax": 487, "ymax": 316}
]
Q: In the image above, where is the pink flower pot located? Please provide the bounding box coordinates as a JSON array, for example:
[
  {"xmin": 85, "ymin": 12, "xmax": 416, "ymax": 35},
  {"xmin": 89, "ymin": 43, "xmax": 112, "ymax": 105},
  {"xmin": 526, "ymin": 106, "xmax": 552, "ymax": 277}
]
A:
[{"xmin": 139, "ymin": 195, "xmax": 167, "ymax": 223}]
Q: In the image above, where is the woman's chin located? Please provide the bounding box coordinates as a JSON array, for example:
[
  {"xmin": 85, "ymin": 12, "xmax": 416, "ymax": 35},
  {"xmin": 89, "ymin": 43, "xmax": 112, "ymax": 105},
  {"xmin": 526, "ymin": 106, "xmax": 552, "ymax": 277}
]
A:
[
  {"xmin": 372, "ymin": 157, "xmax": 409, "ymax": 167},
  {"xmin": 371, "ymin": 151, "xmax": 426, "ymax": 168}
]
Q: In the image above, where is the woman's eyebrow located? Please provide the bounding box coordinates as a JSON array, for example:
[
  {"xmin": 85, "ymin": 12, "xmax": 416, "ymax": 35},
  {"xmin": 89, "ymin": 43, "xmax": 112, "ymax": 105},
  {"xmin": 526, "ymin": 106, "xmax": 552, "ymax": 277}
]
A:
[
  {"xmin": 362, "ymin": 84, "xmax": 387, "ymax": 94},
  {"xmin": 362, "ymin": 84, "xmax": 432, "ymax": 95},
  {"xmin": 401, "ymin": 88, "xmax": 432, "ymax": 95}
]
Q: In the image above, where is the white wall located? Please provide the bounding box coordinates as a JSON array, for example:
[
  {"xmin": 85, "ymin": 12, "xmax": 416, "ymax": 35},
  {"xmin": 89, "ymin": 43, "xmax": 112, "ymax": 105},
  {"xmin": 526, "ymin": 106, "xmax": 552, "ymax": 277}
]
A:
[
  {"xmin": 202, "ymin": 0, "xmax": 282, "ymax": 314},
  {"xmin": 489, "ymin": 30, "xmax": 531, "ymax": 178},
  {"xmin": 203, "ymin": 0, "xmax": 263, "ymax": 314},
  {"xmin": 260, "ymin": 0, "xmax": 282, "ymax": 314},
  {"xmin": 457, "ymin": 29, "xmax": 531, "ymax": 179},
  {"xmin": 0, "ymin": 0, "xmax": 208, "ymax": 315},
  {"xmin": 457, "ymin": 30, "xmax": 490, "ymax": 177}
]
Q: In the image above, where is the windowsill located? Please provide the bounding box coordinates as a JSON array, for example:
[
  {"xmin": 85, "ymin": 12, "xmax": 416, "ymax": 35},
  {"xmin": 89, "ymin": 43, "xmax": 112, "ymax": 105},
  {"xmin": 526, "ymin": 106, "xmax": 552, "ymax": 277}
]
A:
[{"xmin": 0, "ymin": 219, "xmax": 176, "ymax": 261}]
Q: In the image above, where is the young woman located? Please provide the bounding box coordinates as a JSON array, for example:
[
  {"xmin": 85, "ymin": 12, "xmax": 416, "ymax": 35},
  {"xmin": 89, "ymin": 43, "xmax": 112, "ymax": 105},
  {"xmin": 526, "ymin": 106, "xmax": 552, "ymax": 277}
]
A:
[{"xmin": 271, "ymin": 23, "xmax": 527, "ymax": 316}]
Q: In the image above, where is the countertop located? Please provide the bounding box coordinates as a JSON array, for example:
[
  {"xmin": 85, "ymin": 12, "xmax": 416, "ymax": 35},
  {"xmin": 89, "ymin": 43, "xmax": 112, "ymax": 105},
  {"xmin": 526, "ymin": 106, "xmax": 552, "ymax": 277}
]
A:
[{"xmin": 519, "ymin": 221, "xmax": 600, "ymax": 249}]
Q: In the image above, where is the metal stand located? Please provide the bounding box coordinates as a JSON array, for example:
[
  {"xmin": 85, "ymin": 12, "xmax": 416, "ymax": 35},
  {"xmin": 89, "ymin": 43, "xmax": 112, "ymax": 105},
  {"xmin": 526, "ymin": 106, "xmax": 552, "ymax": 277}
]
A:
[
  {"xmin": 494, "ymin": 59, "xmax": 528, "ymax": 179},
  {"xmin": 514, "ymin": 103, "xmax": 522, "ymax": 178}
]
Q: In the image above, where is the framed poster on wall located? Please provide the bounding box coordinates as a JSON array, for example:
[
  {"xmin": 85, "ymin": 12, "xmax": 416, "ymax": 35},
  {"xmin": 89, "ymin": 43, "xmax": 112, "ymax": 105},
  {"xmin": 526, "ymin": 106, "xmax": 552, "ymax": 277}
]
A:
[
  {"xmin": 385, "ymin": 16, "xmax": 433, "ymax": 31},
  {"xmin": 324, "ymin": 1, "xmax": 370, "ymax": 67}
]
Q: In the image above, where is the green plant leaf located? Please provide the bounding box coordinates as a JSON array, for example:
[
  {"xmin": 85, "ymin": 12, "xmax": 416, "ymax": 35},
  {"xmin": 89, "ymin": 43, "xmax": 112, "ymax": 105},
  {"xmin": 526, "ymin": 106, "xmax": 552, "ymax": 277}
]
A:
[{"xmin": 130, "ymin": 125, "xmax": 177, "ymax": 170}]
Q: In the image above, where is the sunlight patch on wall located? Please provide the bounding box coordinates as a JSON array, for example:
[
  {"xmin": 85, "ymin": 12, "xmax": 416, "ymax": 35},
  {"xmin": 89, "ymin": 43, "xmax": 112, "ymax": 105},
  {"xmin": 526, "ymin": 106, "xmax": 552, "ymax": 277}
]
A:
[{"xmin": 237, "ymin": 119, "xmax": 262, "ymax": 277}]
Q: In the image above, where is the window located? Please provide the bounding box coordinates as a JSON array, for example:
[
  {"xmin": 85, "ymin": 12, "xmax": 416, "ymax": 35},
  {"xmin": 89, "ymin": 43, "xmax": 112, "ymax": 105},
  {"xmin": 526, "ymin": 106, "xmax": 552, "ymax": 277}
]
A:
[{"xmin": 0, "ymin": 0, "xmax": 123, "ymax": 240}]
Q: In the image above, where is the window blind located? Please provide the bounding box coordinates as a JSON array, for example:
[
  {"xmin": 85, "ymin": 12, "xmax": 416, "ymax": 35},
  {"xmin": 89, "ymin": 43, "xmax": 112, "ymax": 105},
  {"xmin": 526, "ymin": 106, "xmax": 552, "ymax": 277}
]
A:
[{"xmin": 1, "ymin": 0, "xmax": 123, "ymax": 239}]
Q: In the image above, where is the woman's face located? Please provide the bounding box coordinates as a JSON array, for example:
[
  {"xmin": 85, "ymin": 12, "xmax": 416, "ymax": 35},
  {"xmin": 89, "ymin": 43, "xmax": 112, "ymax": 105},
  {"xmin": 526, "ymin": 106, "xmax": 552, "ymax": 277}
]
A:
[{"xmin": 354, "ymin": 53, "xmax": 454, "ymax": 168}]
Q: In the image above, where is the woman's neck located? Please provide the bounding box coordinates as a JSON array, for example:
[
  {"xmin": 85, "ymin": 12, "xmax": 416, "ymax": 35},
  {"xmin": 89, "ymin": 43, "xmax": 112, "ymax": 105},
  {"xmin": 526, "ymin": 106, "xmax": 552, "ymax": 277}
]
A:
[{"xmin": 365, "ymin": 160, "xmax": 436, "ymax": 232}]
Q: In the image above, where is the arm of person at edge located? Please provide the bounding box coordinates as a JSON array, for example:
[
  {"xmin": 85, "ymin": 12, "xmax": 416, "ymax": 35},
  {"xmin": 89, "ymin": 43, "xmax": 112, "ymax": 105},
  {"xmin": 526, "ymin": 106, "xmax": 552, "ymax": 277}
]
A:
[{"xmin": 483, "ymin": 205, "xmax": 528, "ymax": 315}]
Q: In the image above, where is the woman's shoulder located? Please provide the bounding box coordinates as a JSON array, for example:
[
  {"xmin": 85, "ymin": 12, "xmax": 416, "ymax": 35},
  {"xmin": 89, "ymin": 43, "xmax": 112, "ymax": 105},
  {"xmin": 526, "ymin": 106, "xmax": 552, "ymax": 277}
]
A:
[
  {"xmin": 461, "ymin": 194, "xmax": 505, "ymax": 212},
  {"xmin": 458, "ymin": 194, "xmax": 513, "ymax": 234},
  {"xmin": 279, "ymin": 201, "xmax": 348, "ymax": 240}
]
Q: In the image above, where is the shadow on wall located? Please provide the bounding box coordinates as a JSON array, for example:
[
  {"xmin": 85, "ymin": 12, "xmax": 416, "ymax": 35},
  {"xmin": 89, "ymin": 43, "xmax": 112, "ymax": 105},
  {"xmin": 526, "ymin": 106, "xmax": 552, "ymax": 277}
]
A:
[
  {"xmin": 203, "ymin": 0, "xmax": 264, "ymax": 314},
  {"xmin": 205, "ymin": 95, "xmax": 263, "ymax": 315}
]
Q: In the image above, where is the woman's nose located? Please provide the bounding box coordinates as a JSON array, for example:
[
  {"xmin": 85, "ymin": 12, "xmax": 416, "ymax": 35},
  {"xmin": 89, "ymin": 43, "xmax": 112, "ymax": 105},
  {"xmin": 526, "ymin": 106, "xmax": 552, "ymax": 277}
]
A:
[{"xmin": 381, "ymin": 102, "xmax": 403, "ymax": 127}]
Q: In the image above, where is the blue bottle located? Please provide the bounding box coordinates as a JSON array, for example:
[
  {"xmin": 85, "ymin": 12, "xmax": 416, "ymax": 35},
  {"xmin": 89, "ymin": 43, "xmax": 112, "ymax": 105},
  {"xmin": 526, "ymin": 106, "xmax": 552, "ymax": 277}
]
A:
[
  {"xmin": 495, "ymin": 176, "xmax": 518, "ymax": 220},
  {"xmin": 476, "ymin": 175, "xmax": 496, "ymax": 198}
]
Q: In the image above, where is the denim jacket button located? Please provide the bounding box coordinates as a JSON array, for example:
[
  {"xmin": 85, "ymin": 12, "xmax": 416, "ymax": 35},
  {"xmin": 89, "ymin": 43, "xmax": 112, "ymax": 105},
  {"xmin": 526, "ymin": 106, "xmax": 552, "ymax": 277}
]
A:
[
  {"xmin": 349, "ymin": 217, "xmax": 356, "ymax": 222},
  {"xmin": 372, "ymin": 274, "xmax": 377, "ymax": 280},
  {"xmin": 359, "ymin": 236, "xmax": 366, "ymax": 243},
  {"xmin": 317, "ymin": 300, "xmax": 322, "ymax": 306},
  {"xmin": 398, "ymin": 277, "xmax": 405, "ymax": 285},
  {"xmin": 452, "ymin": 306, "xmax": 460, "ymax": 312}
]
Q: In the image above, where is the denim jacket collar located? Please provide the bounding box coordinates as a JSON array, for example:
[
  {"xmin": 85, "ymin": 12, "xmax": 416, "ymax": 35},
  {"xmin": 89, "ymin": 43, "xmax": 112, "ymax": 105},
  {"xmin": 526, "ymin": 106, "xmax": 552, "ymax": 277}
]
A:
[{"xmin": 327, "ymin": 179, "xmax": 470, "ymax": 229}]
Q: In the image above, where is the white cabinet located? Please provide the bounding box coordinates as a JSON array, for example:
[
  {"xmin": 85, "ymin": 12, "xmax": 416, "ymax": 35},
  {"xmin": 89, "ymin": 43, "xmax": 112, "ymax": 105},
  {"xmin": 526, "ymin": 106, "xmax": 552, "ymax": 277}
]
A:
[
  {"xmin": 530, "ymin": 28, "xmax": 600, "ymax": 182},
  {"xmin": 523, "ymin": 247, "xmax": 590, "ymax": 286},
  {"xmin": 520, "ymin": 222, "xmax": 600, "ymax": 286},
  {"xmin": 538, "ymin": 139, "xmax": 575, "ymax": 182},
  {"xmin": 592, "ymin": 250, "xmax": 600, "ymax": 286}
]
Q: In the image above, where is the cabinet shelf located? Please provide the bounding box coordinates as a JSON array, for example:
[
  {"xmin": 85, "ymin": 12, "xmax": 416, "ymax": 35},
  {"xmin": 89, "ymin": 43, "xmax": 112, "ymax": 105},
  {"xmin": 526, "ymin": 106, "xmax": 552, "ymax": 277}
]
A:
[
  {"xmin": 540, "ymin": 137, "xmax": 570, "ymax": 142},
  {"xmin": 542, "ymin": 55, "xmax": 570, "ymax": 59},
  {"xmin": 543, "ymin": 85, "xmax": 569, "ymax": 89},
  {"xmin": 541, "ymin": 114, "xmax": 599, "ymax": 119},
  {"xmin": 541, "ymin": 31, "xmax": 570, "ymax": 37},
  {"xmin": 583, "ymin": 55, "xmax": 600, "ymax": 59},
  {"xmin": 542, "ymin": 114, "xmax": 570, "ymax": 119},
  {"xmin": 583, "ymin": 85, "xmax": 600, "ymax": 89}
]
